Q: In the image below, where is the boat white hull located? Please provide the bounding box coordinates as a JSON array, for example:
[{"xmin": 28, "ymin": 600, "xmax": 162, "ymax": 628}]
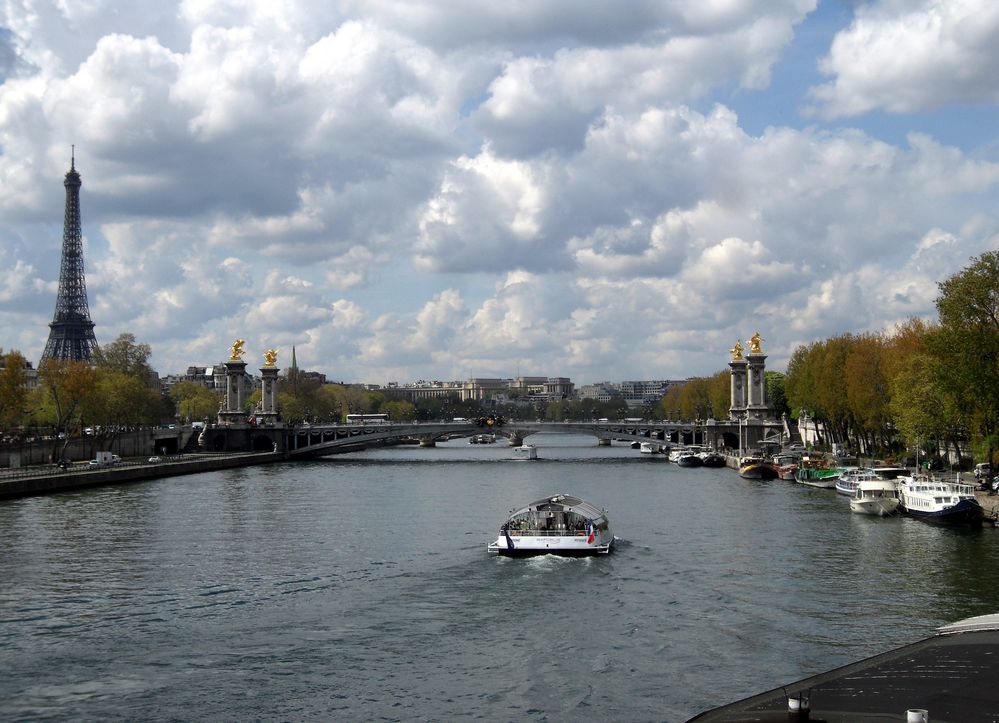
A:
[
  {"xmin": 488, "ymin": 533, "xmax": 613, "ymax": 556},
  {"xmin": 849, "ymin": 498, "xmax": 899, "ymax": 516},
  {"xmin": 488, "ymin": 493, "xmax": 613, "ymax": 557}
]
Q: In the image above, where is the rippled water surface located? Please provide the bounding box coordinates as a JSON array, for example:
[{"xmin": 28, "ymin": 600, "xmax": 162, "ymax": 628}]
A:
[{"xmin": 3, "ymin": 434, "xmax": 999, "ymax": 721}]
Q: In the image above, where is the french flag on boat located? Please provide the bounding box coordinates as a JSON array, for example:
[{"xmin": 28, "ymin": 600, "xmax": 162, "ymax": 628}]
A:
[
  {"xmin": 504, "ymin": 526, "xmax": 515, "ymax": 551},
  {"xmin": 587, "ymin": 519, "xmax": 595, "ymax": 544}
]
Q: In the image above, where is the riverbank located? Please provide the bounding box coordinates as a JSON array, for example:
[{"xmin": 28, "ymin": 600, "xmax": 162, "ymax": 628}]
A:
[{"xmin": 0, "ymin": 451, "xmax": 286, "ymax": 500}]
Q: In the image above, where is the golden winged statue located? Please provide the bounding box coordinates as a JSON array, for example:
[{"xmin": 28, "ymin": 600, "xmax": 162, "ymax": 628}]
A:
[
  {"xmin": 229, "ymin": 338, "xmax": 246, "ymax": 361},
  {"xmin": 730, "ymin": 340, "xmax": 744, "ymax": 360},
  {"xmin": 749, "ymin": 331, "xmax": 763, "ymax": 354},
  {"xmin": 263, "ymin": 348, "xmax": 278, "ymax": 367}
]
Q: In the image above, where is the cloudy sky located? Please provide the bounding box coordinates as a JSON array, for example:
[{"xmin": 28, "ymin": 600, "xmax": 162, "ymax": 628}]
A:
[{"xmin": 2, "ymin": 0, "xmax": 998, "ymax": 385}]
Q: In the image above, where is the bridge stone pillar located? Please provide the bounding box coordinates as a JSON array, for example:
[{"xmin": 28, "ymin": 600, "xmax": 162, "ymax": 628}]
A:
[
  {"xmin": 729, "ymin": 352, "xmax": 748, "ymax": 419},
  {"xmin": 745, "ymin": 332, "xmax": 770, "ymax": 420},
  {"xmin": 218, "ymin": 353, "xmax": 249, "ymax": 426},
  {"xmin": 257, "ymin": 364, "xmax": 280, "ymax": 425},
  {"xmin": 746, "ymin": 350, "xmax": 768, "ymax": 419}
]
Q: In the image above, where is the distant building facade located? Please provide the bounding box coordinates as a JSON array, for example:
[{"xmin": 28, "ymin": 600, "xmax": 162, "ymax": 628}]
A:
[
  {"xmin": 161, "ymin": 363, "xmax": 255, "ymax": 398},
  {"xmin": 372, "ymin": 376, "xmax": 575, "ymax": 403},
  {"xmin": 579, "ymin": 379, "xmax": 677, "ymax": 408}
]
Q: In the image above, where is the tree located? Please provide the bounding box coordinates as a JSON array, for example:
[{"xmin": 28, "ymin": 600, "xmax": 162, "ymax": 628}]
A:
[
  {"xmin": 842, "ymin": 334, "xmax": 891, "ymax": 455},
  {"xmin": 383, "ymin": 399, "xmax": 417, "ymax": 421},
  {"xmin": 765, "ymin": 371, "xmax": 789, "ymax": 421},
  {"xmin": 84, "ymin": 370, "xmax": 162, "ymax": 437},
  {"xmin": 785, "ymin": 342, "xmax": 820, "ymax": 420},
  {"xmin": 0, "ymin": 349, "xmax": 29, "ymax": 431},
  {"xmin": 38, "ymin": 358, "xmax": 98, "ymax": 459},
  {"xmin": 676, "ymin": 377, "xmax": 712, "ymax": 420},
  {"xmin": 889, "ymin": 353, "xmax": 950, "ymax": 462},
  {"xmin": 98, "ymin": 333, "xmax": 154, "ymax": 380},
  {"xmin": 171, "ymin": 381, "xmax": 221, "ymax": 422},
  {"xmin": 930, "ymin": 251, "xmax": 999, "ymax": 465}
]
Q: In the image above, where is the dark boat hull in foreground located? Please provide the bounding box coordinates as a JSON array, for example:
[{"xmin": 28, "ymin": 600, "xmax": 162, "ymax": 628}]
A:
[{"xmin": 690, "ymin": 613, "xmax": 999, "ymax": 722}]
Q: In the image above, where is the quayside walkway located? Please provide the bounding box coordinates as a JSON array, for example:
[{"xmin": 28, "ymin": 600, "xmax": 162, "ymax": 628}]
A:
[{"xmin": 0, "ymin": 451, "xmax": 284, "ymax": 500}]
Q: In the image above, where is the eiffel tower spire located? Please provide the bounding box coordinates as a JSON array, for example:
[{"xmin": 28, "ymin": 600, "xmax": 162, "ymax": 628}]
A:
[{"xmin": 40, "ymin": 148, "xmax": 100, "ymax": 364}]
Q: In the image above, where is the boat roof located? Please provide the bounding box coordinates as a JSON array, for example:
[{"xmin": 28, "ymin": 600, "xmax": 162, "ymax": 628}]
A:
[
  {"xmin": 856, "ymin": 479, "xmax": 898, "ymax": 491},
  {"xmin": 873, "ymin": 466, "xmax": 908, "ymax": 475},
  {"xmin": 508, "ymin": 494, "xmax": 606, "ymax": 519},
  {"xmin": 689, "ymin": 613, "xmax": 999, "ymax": 721}
]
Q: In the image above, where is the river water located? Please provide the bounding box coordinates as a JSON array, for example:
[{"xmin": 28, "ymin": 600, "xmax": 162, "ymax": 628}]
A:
[{"xmin": 2, "ymin": 433, "xmax": 999, "ymax": 721}]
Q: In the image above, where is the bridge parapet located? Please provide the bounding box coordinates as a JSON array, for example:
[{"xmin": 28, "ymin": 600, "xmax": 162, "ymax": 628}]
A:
[{"xmin": 282, "ymin": 419, "xmax": 781, "ymax": 457}]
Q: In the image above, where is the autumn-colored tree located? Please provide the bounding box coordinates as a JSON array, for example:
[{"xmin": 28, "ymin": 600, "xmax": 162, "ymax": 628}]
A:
[
  {"xmin": 38, "ymin": 358, "xmax": 98, "ymax": 458},
  {"xmin": 660, "ymin": 384, "xmax": 683, "ymax": 420},
  {"xmin": 843, "ymin": 333, "xmax": 892, "ymax": 455},
  {"xmin": 882, "ymin": 317, "xmax": 932, "ymax": 380},
  {"xmin": 0, "ymin": 349, "xmax": 29, "ymax": 431},
  {"xmin": 672, "ymin": 377, "xmax": 711, "ymax": 420},
  {"xmin": 708, "ymin": 370, "xmax": 731, "ymax": 419}
]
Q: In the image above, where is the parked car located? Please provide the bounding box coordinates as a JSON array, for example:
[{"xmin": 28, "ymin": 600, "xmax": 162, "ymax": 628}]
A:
[
  {"xmin": 147, "ymin": 456, "xmax": 162, "ymax": 464},
  {"xmin": 974, "ymin": 463, "xmax": 992, "ymax": 480}
]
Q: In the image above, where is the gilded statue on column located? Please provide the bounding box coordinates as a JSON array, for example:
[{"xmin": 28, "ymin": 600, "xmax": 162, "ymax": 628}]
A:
[
  {"xmin": 749, "ymin": 332, "xmax": 763, "ymax": 354},
  {"xmin": 229, "ymin": 338, "xmax": 245, "ymax": 361},
  {"xmin": 263, "ymin": 349, "xmax": 278, "ymax": 367},
  {"xmin": 730, "ymin": 340, "xmax": 744, "ymax": 360}
]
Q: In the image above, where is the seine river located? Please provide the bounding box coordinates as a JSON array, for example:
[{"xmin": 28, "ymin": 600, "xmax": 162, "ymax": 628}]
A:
[{"xmin": 3, "ymin": 433, "xmax": 999, "ymax": 721}]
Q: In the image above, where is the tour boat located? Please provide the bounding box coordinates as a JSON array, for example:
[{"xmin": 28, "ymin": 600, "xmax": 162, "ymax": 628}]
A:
[
  {"xmin": 849, "ymin": 479, "xmax": 900, "ymax": 516},
  {"xmin": 487, "ymin": 493, "xmax": 613, "ymax": 556},
  {"xmin": 738, "ymin": 455, "xmax": 777, "ymax": 480},
  {"xmin": 512, "ymin": 443, "xmax": 538, "ymax": 460},
  {"xmin": 896, "ymin": 473, "xmax": 984, "ymax": 526}
]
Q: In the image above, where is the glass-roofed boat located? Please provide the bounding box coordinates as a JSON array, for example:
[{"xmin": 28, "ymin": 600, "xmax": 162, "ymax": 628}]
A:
[{"xmin": 487, "ymin": 493, "xmax": 614, "ymax": 557}]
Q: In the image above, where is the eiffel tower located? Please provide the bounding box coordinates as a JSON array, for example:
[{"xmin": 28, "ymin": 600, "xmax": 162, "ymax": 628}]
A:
[{"xmin": 40, "ymin": 148, "xmax": 100, "ymax": 364}]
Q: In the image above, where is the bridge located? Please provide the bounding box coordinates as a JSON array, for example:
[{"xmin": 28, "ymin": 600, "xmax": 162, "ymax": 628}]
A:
[{"xmin": 278, "ymin": 418, "xmax": 785, "ymax": 458}]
